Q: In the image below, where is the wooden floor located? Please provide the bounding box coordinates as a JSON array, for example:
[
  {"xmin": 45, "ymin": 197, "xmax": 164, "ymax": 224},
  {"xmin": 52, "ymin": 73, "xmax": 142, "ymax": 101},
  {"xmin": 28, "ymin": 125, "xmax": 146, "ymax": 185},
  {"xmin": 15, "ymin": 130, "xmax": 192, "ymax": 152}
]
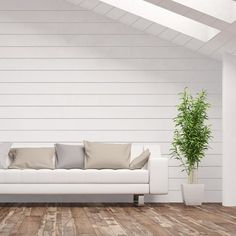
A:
[{"xmin": 0, "ymin": 203, "xmax": 235, "ymax": 236}]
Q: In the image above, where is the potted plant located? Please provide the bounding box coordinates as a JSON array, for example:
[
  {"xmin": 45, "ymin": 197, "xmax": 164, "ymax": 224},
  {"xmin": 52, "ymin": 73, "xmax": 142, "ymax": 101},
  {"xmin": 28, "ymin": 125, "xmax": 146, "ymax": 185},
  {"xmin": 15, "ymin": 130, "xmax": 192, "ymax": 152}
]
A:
[{"xmin": 170, "ymin": 88, "xmax": 212, "ymax": 205}]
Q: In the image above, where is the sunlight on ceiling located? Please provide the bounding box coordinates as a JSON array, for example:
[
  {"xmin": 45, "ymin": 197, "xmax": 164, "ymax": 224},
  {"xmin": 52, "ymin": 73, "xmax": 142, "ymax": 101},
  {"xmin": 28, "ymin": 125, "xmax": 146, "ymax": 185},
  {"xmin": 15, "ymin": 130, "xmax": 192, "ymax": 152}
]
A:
[
  {"xmin": 171, "ymin": 0, "xmax": 236, "ymax": 23},
  {"xmin": 99, "ymin": 0, "xmax": 220, "ymax": 41}
]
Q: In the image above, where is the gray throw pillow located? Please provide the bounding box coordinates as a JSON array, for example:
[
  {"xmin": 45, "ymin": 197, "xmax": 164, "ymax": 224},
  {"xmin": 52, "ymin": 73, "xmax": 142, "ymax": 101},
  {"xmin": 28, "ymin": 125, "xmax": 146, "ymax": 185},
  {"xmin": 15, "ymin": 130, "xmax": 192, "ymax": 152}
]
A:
[
  {"xmin": 129, "ymin": 149, "xmax": 150, "ymax": 170},
  {"xmin": 55, "ymin": 144, "xmax": 84, "ymax": 169},
  {"xmin": 84, "ymin": 141, "xmax": 131, "ymax": 169}
]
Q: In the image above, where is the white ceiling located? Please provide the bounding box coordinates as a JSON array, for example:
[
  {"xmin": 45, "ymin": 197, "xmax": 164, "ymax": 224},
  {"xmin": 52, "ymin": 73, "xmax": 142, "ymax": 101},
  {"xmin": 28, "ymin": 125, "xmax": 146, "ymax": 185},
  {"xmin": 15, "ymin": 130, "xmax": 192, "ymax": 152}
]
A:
[{"xmin": 68, "ymin": 0, "xmax": 236, "ymax": 60}]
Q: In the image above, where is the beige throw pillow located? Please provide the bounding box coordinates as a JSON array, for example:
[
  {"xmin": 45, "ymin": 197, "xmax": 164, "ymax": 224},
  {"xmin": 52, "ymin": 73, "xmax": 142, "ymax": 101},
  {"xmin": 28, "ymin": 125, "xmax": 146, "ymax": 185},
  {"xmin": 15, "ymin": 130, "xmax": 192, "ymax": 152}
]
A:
[
  {"xmin": 129, "ymin": 149, "xmax": 150, "ymax": 170},
  {"xmin": 84, "ymin": 141, "xmax": 131, "ymax": 169},
  {"xmin": 8, "ymin": 148, "xmax": 55, "ymax": 169}
]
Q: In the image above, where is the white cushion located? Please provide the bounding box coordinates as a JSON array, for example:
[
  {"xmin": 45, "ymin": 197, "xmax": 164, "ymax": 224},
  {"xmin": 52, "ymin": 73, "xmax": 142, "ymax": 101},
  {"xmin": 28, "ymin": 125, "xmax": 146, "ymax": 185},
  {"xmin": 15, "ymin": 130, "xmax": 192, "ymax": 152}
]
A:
[
  {"xmin": 0, "ymin": 143, "xmax": 12, "ymax": 168},
  {"xmin": 0, "ymin": 169, "xmax": 148, "ymax": 184}
]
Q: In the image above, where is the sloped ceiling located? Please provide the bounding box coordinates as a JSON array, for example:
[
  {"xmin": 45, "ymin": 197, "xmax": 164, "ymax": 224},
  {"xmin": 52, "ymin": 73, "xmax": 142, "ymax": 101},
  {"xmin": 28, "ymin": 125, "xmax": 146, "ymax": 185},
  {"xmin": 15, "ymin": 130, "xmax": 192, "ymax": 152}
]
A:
[{"xmin": 68, "ymin": 0, "xmax": 236, "ymax": 60}]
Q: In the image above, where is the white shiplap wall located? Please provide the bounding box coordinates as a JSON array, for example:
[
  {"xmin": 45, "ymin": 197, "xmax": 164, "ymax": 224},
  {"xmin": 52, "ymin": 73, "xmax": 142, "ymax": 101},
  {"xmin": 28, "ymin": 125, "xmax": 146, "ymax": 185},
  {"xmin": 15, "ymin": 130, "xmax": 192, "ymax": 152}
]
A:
[{"xmin": 0, "ymin": 0, "xmax": 222, "ymax": 202}]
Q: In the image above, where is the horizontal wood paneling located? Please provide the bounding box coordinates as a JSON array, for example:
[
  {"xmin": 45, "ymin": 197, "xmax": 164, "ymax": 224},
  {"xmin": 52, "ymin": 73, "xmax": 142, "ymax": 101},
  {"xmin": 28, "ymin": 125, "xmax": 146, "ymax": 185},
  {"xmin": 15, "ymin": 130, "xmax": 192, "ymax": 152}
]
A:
[
  {"xmin": 0, "ymin": 35, "xmax": 174, "ymax": 46},
  {"xmin": 0, "ymin": 1, "xmax": 222, "ymax": 203},
  {"xmin": 169, "ymin": 167, "xmax": 222, "ymax": 179},
  {"xmin": 0, "ymin": 0, "xmax": 84, "ymax": 10},
  {"xmin": 0, "ymin": 47, "xmax": 204, "ymax": 58},
  {"xmin": 169, "ymin": 178, "xmax": 222, "ymax": 191},
  {"xmin": 0, "ymin": 71, "xmax": 221, "ymax": 82},
  {"xmin": 0, "ymin": 10, "xmax": 113, "ymax": 22},
  {"xmin": 169, "ymin": 155, "xmax": 222, "ymax": 167},
  {"xmin": 0, "ymin": 130, "xmax": 222, "ymax": 142},
  {"xmin": 0, "ymin": 59, "xmax": 220, "ymax": 70},
  {"xmin": 0, "ymin": 94, "xmax": 221, "ymax": 106},
  {"xmin": 147, "ymin": 190, "xmax": 222, "ymax": 202},
  {"xmin": 0, "ymin": 118, "xmax": 221, "ymax": 131},
  {"xmin": 0, "ymin": 82, "xmax": 221, "ymax": 94},
  {"xmin": 161, "ymin": 143, "xmax": 222, "ymax": 155},
  {"xmin": 0, "ymin": 107, "xmax": 222, "ymax": 119},
  {"xmin": 0, "ymin": 22, "xmax": 142, "ymax": 35}
]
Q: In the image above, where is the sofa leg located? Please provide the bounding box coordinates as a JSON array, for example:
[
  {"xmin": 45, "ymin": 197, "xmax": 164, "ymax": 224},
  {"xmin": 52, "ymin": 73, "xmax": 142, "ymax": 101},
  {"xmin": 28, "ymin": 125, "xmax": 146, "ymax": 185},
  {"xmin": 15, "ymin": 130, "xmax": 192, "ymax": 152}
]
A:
[{"xmin": 133, "ymin": 194, "xmax": 144, "ymax": 206}]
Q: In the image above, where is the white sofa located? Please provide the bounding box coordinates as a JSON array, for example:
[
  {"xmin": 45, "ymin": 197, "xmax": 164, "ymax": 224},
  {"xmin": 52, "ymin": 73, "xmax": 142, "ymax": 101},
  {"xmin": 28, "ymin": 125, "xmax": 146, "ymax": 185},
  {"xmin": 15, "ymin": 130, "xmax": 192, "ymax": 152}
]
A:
[{"xmin": 0, "ymin": 144, "xmax": 168, "ymax": 205}]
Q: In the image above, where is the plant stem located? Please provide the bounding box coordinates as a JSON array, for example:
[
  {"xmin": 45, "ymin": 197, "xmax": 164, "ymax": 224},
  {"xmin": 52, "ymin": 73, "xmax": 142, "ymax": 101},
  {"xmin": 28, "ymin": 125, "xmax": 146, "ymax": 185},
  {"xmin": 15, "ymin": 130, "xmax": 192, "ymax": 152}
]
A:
[
  {"xmin": 188, "ymin": 169, "xmax": 198, "ymax": 184},
  {"xmin": 188, "ymin": 170, "xmax": 193, "ymax": 184}
]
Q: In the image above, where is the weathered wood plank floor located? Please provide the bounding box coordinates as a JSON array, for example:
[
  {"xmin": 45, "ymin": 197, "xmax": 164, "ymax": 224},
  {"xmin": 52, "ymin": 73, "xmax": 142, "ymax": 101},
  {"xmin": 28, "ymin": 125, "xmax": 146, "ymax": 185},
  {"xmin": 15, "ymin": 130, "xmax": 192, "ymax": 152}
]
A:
[{"xmin": 0, "ymin": 203, "xmax": 235, "ymax": 236}]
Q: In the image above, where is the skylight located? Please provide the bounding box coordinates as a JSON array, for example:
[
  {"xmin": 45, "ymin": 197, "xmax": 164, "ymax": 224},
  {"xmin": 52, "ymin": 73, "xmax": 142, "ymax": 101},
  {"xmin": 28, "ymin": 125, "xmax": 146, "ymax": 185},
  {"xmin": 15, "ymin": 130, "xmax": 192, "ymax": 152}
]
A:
[
  {"xmin": 99, "ymin": 0, "xmax": 220, "ymax": 41},
  {"xmin": 171, "ymin": 0, "xmax": 236, "ymax": 23}
]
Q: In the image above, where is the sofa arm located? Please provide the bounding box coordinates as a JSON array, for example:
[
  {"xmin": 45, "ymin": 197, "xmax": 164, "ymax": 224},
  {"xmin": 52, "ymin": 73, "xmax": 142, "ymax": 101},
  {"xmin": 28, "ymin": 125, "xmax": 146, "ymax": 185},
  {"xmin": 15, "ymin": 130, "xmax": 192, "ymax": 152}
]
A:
[{"xmin": 149, "ymin": 158, "xmax": 168, "ymax": 194}]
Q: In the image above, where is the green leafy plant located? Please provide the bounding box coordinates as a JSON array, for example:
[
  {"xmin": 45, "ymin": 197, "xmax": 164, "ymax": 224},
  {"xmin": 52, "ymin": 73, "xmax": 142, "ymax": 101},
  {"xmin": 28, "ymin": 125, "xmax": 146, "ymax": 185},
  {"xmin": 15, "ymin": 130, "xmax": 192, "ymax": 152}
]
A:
[{"xmin": 170, "ymin": 88, "xmax": 212, "ymax": 184}]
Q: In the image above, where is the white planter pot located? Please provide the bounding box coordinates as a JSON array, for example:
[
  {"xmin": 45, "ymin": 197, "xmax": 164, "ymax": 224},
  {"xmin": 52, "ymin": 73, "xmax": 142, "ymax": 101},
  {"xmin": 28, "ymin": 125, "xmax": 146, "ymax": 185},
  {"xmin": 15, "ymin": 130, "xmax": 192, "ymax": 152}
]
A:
[{"xmin": 181, "ymin": 184, "xmax": 204, "ymax": 206}]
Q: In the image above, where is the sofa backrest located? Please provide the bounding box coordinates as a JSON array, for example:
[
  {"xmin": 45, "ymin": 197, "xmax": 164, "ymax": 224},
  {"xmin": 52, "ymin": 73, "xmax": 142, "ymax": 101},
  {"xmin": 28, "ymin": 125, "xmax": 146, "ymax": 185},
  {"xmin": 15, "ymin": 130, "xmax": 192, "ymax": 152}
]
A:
[{"xmin": 11, "ymin": 143, "xmax": 161, "ymax": 162}]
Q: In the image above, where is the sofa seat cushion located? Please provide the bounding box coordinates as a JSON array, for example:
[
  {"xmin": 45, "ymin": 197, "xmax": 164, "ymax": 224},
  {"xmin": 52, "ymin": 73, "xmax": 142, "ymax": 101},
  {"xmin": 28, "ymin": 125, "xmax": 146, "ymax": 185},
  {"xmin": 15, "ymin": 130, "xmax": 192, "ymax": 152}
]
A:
[{"xmin": 0, "ymin": 169, "xmax": 148, "ymax": 184}]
